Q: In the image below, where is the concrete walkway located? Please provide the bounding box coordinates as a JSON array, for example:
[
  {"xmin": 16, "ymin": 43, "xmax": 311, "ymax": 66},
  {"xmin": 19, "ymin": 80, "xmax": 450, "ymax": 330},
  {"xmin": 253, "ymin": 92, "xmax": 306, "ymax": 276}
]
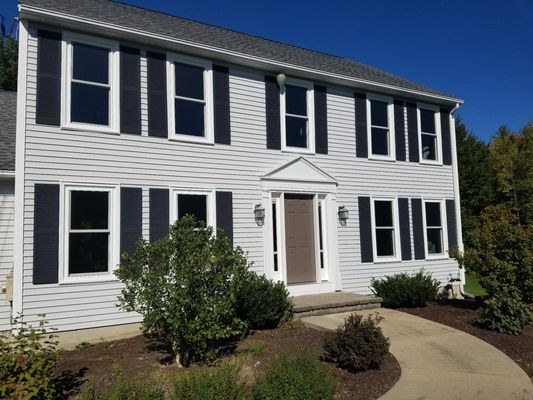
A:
[{"xmin": 302, "ymin": 308, "xmax": 533, "ymax": 400}]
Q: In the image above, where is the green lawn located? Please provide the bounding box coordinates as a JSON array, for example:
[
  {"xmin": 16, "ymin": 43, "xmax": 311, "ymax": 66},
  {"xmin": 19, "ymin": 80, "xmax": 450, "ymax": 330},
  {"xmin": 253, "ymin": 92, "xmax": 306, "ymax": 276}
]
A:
[{"xmin": 464, "ymin": 271, "xmax": 487, "ymax": 297}]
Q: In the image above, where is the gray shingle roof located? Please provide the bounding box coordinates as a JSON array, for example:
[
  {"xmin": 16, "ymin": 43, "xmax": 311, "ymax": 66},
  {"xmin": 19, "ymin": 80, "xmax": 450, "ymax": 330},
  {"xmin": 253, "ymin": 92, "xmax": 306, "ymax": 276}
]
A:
[
  {"xmin": 20, "ymin": 0, "xmax": 459, "ymax": 100},
  {"xmin": 0, "ymin": 90, "xmax": 16, "ymax": 172}
]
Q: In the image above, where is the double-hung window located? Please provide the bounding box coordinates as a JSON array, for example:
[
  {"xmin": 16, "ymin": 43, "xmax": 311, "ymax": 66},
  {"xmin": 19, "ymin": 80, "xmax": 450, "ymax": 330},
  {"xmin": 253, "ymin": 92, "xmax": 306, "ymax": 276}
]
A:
[
  {"xmin": 174, "ymin": 191, "xmax": 214, "ymax": 227},
  {"xmin": 368, "ymin": 95, "xmax": 394, "ymax": 158},
  {"xmin": 418, "ymin": 105, "xmax": 441, "ymax": 163},
  {"xmin": 424, "ymin": 201, "xmax": 446, "ymax": 256},
  {"xmin": 63, "ymin": 33, "xmax": 119, "ymax": 132},
  {"xmin": 64, "ymin": 186, "xmax": 117, "ymax": 280},
  {"xmin": 281, "ymin": 80, "xmax": 315, "ymax": 152},
  {"xmin": 168, "ymin": 54, "xmax": 213, "ymax": 143},
  {"xmin": 372, "ymin": 199, "xmax": 399, "ymax": 260}
]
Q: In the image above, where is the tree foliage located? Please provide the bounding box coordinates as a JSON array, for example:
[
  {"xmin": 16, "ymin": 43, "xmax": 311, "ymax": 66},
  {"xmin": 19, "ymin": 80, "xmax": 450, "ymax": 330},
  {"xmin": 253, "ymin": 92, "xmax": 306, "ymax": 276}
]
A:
[
  {"xmin": 455, "ymin": 119, "xmax": 495, "ymax": 246},
  {"xmin": 0, "ymin": 16, "xmax": 18, "ymax": 91}
]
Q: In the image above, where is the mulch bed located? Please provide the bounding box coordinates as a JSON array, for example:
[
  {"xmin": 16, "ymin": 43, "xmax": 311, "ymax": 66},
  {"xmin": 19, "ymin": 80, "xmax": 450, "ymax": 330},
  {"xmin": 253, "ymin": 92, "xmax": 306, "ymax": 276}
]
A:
[
  {"xmin": 400, "ymin": 300, "xmax": 533, "ymax": 379},
  {"xmin": 55, "ymin": 324, "xmax": 401, "ymax": 400}
]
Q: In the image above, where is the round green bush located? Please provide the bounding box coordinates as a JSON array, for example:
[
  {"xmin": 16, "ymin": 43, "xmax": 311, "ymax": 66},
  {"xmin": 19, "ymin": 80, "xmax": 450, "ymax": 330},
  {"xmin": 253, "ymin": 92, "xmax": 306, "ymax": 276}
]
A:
[
  {"xmin": 370, "ymin": 269, "xmax": 440, "ymax": 308},
  {"xmin": 323, "ymin": 313, "xmax": 390, "ymax": 372},
  {"xmin": 236, "ymin": 272, "xmax": 293, "ymax": 330}
]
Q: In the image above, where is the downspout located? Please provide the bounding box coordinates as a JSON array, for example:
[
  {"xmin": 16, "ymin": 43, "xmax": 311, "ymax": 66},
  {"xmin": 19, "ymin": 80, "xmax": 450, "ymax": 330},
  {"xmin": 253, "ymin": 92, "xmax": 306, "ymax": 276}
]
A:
[{"xmin": 449, "ymin": 103, "xmax": 476, "ymax": 299}]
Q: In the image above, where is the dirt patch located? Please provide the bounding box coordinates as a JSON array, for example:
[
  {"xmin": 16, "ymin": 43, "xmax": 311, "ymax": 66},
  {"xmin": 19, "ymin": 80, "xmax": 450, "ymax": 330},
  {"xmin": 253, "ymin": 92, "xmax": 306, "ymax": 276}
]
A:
[
  {"xmin": 400, "ymin": 300, "xmax": 533, "ymax": 379},
  {"xmin": 56, "ymin": 324, "xmax": 400, "ymax": 399}
]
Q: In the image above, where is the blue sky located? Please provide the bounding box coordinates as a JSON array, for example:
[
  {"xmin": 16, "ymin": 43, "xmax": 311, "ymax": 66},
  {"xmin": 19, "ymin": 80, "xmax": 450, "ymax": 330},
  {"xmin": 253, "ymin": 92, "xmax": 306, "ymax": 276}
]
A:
[{"xmin": 2, "ymin": 0, "xmax": 532, "ymax": 141}]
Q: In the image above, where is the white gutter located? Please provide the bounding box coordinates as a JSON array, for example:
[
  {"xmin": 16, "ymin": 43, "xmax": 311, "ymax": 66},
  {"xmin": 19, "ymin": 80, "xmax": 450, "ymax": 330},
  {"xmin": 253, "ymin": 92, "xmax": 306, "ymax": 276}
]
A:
[{"xmin": 19, "ymin": 4, "xmax": 463, "ymax": 106}]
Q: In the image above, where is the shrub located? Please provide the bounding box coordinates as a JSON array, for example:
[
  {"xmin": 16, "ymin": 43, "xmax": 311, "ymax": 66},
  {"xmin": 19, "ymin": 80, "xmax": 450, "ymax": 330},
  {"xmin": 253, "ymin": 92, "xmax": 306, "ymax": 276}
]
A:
[
  {"xmin": 254, "ymin": 353, "xmax": 336, "ymax": 400},
  {"xmin": 0, "ymin": 316, "xmax": 60, "ymax": 400},
  {"xmin": 79, "ymin": 375, "xmax": 165, "ymax": 400},
  {"xmin": 475, "ymin": 284, "xmax": 533, "ymax": 335},
  {"xmin": 322, "ymin": 313, "xmax": 389, "ymax": 372},
  {"xmin": 115, "ymin": 216, "xmax": 250, "ymax": 366},
  {"xmin": 236, "ymin": 272, "xmax": 293, "ymax": 330},
  {"xmin": 370, "ymin": 269, "xmax": 440, "ymax": 308},
  {"xmin": 173, "ymin": 362, "xmax": 251, "ymax": 400}
]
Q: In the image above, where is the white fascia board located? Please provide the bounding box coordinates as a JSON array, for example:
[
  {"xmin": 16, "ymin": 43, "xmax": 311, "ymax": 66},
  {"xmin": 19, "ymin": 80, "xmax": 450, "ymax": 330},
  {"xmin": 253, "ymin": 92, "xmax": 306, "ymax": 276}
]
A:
[{"xmin": 19, "ymin": 5, "xmax": 464, "ymax": 106}]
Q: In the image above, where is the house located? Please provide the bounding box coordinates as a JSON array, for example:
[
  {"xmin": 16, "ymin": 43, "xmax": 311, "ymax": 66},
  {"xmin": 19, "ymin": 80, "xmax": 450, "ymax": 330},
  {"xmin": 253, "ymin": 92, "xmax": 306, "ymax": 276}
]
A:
[{"xmin": 3, "ymin": 0, "xmax": 464, "ymax": 333}]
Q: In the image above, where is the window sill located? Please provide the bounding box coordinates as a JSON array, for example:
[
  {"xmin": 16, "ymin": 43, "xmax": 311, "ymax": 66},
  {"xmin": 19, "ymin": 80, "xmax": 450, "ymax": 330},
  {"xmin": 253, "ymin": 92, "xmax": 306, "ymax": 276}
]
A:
[
  {"xmin": 281, "ymin": 147, "xmax": 315, "ymax": 155},
  {"xmin": 425, "ymin": 254, "xmax": 449, "ymax": 261},
  {"xmin": 373, "ymin": 257, "xmax": 401, "ymax": 264},
  {"xmin": 61, "ymin": 123, "xmax": 120, "ymax": 136},
  {"xmin": 368, "ymin": 155, "xmax": 396, "ymax": 163},
  {"xmin": 419, "ymin": 160, "xmax": 443, "ymax": 166},
  {"xmin": 59, "ymin": 274, "xmax": 119, "ymax": 285},
  {"xmin": 169, "ymin": 135, "xmax": 215, "ymax": 146}
]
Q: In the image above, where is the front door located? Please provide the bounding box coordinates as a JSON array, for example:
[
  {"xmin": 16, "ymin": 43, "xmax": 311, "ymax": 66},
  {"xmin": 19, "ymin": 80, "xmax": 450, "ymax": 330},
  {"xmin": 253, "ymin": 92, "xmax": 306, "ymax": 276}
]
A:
[{"xmin": 284, "ymin": 194, "xmax": 316, "ymax": 284}]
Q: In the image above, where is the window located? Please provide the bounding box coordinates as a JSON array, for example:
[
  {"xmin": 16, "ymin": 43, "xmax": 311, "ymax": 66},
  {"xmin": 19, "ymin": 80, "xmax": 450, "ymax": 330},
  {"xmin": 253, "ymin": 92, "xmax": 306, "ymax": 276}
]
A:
[
  {"xmin": 62, "ymin": 32, "xmax": 119, "ymax": 132},
  {"xmin": 318, "ymin": 201, "xmax": 324, "ymax": 269},
  {"xmin": 418, "ymin": 105, "xmax": 441, "ymax": 162},
  {"xmin": 368, "ymin": 95, "xmax": 394, "ymax": 158},
  {"xmin": 424, "ymin": 201, "xmax": 445, "ymax": 255},
  {"xmin": 65, "ymin": 187, "xmax": 116, "ymax": 278},
  {"xmin": 177, "ymin": 194, "xmax": 207, "ymax": 223},
  {"xmin": 272, "ymin": 201, "xmax": 278, "ymax": 272},
  {"xmin": 168, "ymin": 54, "xmax": 213, "ymax": 142},
  {"xmin": 173, "ymin": 191, "xmax": 214, "ymax": 227},
  {"xmin": 372, "ymin": 199, "xmax": 399, "ymax": 260},
  {"xmin": 281, "ymin": 80, "xmax": 315, "ymax": 152}
]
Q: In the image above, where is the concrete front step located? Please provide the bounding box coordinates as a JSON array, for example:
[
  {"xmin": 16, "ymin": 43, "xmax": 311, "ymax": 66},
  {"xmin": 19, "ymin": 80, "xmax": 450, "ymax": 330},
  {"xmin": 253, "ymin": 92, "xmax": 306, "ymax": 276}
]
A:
[{"xmin": 293, "ymin": 292, "xmax": 382, "ymax": 318}]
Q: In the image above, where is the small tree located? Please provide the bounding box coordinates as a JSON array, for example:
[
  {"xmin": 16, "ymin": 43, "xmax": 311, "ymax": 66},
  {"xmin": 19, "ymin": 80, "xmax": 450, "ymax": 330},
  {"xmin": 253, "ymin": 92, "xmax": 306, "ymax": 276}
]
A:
[{"xmin": 115, "ymin": 216, "xmax": 249, "ymax": 366}]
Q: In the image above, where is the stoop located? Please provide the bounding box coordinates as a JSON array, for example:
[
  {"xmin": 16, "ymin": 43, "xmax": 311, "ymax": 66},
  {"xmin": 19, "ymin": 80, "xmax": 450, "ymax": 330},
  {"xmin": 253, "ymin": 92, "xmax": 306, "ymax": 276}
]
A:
[{"xmin": 293, "ymin": 292, "xmax": 382, "ymax": 318}]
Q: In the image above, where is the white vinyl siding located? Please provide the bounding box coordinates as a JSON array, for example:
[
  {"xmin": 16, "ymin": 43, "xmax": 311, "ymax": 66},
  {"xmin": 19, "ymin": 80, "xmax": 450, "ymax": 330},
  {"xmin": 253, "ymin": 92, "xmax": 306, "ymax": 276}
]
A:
[
  {"xmin": 20, "ymin": 26, "xmax": 458, "ymax": 331},
  {"xmin": 0, "ymin": 180, "xmax": 14, "ymax": 330}
]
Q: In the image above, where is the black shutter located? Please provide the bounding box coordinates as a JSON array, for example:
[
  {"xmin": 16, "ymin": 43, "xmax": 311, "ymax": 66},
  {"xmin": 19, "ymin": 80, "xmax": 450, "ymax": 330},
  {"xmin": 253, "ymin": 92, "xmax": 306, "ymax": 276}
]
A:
[
  {"xmin": 147, "ymin": 51, "xmax": 167, "ymax": 138},
  {"xmin": 394, "ymin": 100, "xmax": 406, "ymax": 161},
  {"xmin": 446, "ymin": 199, "xmax": 458, "ymax": 250},
  {"xmin": 406, "ymin": 102, "xmax": 419, "ymax": 162},
  {"xmin": 120, "ymin": 46, "xmax": 141, "ymax": 134},
  {"xmin": 354, "ymin": 93, "xmax": 368, "ymax": 158},
  {"xmin": 120, "ymin": 187, "xmax": 143, "ymax": 258},
  {"xmin": 411, "ymin": 198, "xmax": 425, "ymax": 260},
  {"xmin": 398, "ymin": 197, "xmax": 412, "ymax": 261},
  {"xmin": 314, "ymin": 85, "xmax": 328, "ymax": 154},
  {"xmin": 213, "ymin": 65, "xmax": 231, "ymax": 145},
  {"xmin": 216, "ymin": 191, "xmax": 233, "ymax": 245},
  {"xmin": 265, "ymin": 75, "xmax": 281, "ymax": 150},
  {"xmin": 36, "ymin": 30, "xmax": 61, "ymax": 126},
  {"xmin": 149, "ymin": 188, "xmax": 169, "ymax": 242},
  {"xmin": 33, "ymin": 184, "xmax": 59, "ymax": 284},
  {"xmin": 441, "ymin": 108, "xmax": 452, "ymax": 165},
  {"xmin": 358, "ymin": 196, "xmax": 373, "ymax": 263}
]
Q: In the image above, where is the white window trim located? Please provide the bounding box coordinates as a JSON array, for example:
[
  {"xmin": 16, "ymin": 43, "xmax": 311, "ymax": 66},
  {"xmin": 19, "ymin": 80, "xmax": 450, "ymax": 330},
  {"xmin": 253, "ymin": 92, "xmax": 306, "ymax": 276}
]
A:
[
  {"xmin": 171, "ymin": 188, "xmax": 216, "ymax": 229},
  {"xmin": 422, "ymin": 199, "xmax": 449, "ymax": 260},
  {"xmin": 59, "ymin": 183, "xmax": 120, "ymax": 284},
  {"xmin": 417, "ymin": 103, "xmax": 442, "ymax": 165},
  {"xmin": 166, "ymin": 53, "xmax": 214, "ymax": 144},
  {"xmin": 370, "ymin": 197, "xmax": 401, "ymax": 263},
  {"xmin": 61, "ymin": 31, "xmax": 120, "ymax": 134},
  {"xmin": 315, "ymin": 195, "xmax": 329, "ymax": 281},
  {"xmin": 367, "ymin": 93, "xmax": 395, "ymax": 161},
  {"xmin": 280, "ymin": 77, "xmax": 315, "ymax": 154}
]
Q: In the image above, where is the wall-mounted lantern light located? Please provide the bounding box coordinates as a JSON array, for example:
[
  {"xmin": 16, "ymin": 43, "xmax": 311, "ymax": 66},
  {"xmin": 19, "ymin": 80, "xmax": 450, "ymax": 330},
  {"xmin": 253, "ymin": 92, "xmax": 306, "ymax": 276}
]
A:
[
  {"xmin": 338, "ymin": 205, "xmax": 349, "ymax": 226},
  {"xmin": 276, "ymin": 73, "xmax": 286, "ymax": 89},
  {"xmin": 254, "ymin": 204, "xmax": 266, "ymax": 226}
]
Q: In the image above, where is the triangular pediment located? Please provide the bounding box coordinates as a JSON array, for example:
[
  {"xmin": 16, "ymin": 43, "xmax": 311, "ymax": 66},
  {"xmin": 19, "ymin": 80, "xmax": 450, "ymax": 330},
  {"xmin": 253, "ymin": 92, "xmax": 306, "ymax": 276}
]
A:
[{"xmin": 262, "ymin": 157, "xmax": 337, "ymax": 184}]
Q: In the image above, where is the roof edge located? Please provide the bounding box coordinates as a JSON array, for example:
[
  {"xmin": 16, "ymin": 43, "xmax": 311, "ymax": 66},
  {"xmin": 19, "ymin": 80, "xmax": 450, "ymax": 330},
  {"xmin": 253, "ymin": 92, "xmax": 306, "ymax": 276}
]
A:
[{"xmin": 19, "ymin": 4, "xmax": 464, "ymax": 105}]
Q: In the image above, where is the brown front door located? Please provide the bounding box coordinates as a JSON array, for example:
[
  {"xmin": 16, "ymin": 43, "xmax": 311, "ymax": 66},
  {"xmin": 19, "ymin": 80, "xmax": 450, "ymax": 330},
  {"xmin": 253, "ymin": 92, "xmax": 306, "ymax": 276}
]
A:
[{"xmin": 285, "ymin": 194, "xmax": 316, "ymax": 284}]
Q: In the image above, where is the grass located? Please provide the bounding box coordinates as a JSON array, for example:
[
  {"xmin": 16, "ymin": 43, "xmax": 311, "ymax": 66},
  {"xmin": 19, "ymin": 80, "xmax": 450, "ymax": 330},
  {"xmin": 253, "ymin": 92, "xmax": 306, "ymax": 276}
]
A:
[{"xmin": 464, "ymin": 271, "xmax": 487, "ymax": 297}]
